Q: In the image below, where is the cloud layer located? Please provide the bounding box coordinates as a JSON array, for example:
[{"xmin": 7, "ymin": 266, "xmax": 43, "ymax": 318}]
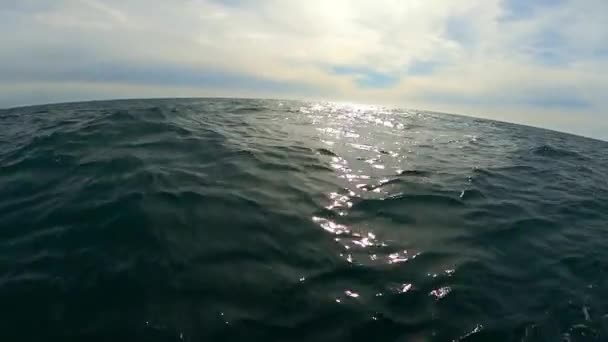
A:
[{"xmin": 1, "ymin": 0, "xmax": 607, "ymax": 139}]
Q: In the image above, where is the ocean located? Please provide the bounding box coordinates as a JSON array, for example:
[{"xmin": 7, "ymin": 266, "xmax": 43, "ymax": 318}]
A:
[{"xmin": 1, "ymin": 98, "xmax": 607, "ymax": 341}]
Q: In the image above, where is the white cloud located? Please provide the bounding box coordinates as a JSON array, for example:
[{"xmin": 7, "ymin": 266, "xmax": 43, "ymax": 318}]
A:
[{"xmin": 0, "ymin": 0, "xmax": 607, "ymax": 139}]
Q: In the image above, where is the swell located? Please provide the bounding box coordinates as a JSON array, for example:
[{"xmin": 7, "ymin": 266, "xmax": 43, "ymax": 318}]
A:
[
  {"xmin": 529, "ymin": 144, "xmax": 585, "ymax": 159},
  {"xmin": 1, "ymin": 99, "xmax": 608, "ymax": 341}
]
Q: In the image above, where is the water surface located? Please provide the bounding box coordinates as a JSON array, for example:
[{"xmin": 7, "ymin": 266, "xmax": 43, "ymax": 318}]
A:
[{"xmin": 1, "ymin": 98, "xmax": 607, "ymax": 341}]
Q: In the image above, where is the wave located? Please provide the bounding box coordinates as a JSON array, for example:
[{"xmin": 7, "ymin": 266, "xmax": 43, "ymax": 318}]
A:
[
  {"xmin": 530, "ymin": 144, "xmax": 585, "ymax": 159},
  {"xmin": 1, "ymin": 99, "xmax": 607, "ymax": 340}
]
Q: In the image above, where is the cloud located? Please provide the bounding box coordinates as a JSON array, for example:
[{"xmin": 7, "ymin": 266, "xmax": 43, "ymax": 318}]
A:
[
  {"xmin": 1, "ymin": 60, "xmax": 311, "ymax": 94},
  {"xmin": 407, "ymin": 60, "xmax": 440, "ymax": 76},
  {"xmin": 330, "ymin": 66, "xmax": 399, "ymax": 88},
  {"xmin": 500, "ymin": 0, "xmax": 566, "ymax": 21},
  {"xmin": 0, "ymin": 0, "xmax": 607, "ymax": 139}
]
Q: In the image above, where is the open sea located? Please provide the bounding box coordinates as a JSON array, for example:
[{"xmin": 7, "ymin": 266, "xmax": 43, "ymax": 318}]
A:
[{"xmin": 1, "ymin": 98, "xmax": 607, "ymax": 341}]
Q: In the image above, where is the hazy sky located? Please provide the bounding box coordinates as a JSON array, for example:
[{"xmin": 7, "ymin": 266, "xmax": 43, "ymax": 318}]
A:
[{"xmin": 1, "ymin": 0, "xmax": 607, "ymax": 139}]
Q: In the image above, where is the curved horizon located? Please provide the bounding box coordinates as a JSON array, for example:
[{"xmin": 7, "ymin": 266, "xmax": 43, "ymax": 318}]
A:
[
  {"xmin": 3, "ymin": 96, "xmax": 606, "ymax": 142},
  {"xmin": 1, "ymin": 0, "xmax": 607, "ymax": 140}
]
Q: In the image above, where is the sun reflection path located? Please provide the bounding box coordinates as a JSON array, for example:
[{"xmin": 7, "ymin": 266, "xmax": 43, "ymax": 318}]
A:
[
  {"xmin": 306, "ymin": 101, "xmax": 407, "ymax": 258},
  {"xmin": 303, "ymin": 101, "xmax": 459, "ymax": 319}
]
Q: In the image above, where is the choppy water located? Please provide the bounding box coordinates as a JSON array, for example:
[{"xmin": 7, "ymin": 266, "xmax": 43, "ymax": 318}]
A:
[{"xmin": 1, "ymin": 98, "xmax": 608, "ymax": 341}]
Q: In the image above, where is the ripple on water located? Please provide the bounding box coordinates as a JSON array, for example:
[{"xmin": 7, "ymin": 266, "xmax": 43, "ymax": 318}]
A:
[{"xmin": 0, "ymin": 99, "xmax": 607, "ymax": 341}]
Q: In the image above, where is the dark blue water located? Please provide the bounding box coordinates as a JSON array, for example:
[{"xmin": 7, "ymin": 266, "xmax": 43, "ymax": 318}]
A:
[{"xmin": 1, "ymin": 98, "xmax": 608, "ymax": 341}]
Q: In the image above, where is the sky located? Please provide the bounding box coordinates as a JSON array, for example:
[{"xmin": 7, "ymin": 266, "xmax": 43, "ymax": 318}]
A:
[{"xmin": 1, "ymin": 0, "xmax": 607, "ymax": 140}]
